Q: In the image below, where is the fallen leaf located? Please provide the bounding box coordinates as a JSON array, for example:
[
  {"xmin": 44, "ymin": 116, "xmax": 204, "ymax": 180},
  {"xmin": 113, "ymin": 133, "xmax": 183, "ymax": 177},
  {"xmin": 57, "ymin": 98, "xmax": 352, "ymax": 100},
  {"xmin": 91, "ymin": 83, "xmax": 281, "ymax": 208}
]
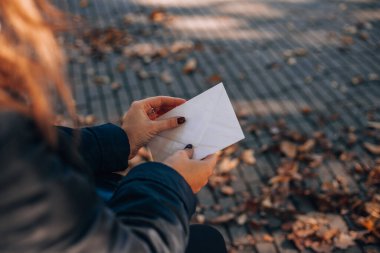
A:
[
  {"xmin": 209, "ymin": 213, "xmax": 235, "ymax": 224},
  {"xmin": 160, "ymin": 71, "xmax": 173, "ymax": 84},
  {"xmin": 94, "ymin": 75, "xmax": 110, "ymax": 85},
  {"xmin": 170, "ymin": 40, "xmax": 194, "ymax": 54},
  {"xmin": 262, "ymin": 234, "xmax": 274, "ymax": 243},
  {"xmin": 347, "ymin": 133, "xmax": 357, "ymax": 145},
  {"xmin": 358, "ymin": 31, "xmax": 369, "ymax": 41},
  {"xmin": 334, "ymin": 233, "xmax": 355, "ymax": 249},
  {"xmin": 341, "ymin": 36, "xmax": 354, "ymax": 46},
  {"xmin": 298, "ymin": 139, "xmax": 316, "ymax": 153},
  {"xmin": 236, "ymin": 214, "xmax": 248, "ymax": 225},
  {"xmin": 207, "ymin": 74, "xmax": 222, "ymax": 85},
  {"xmin": 301, "ymin": 106, "xmax": 312, "ymax": 115},
  {"xmin": 117, "ymin": 62, "xmax": 126, "ymax": 72},
  {"xmin": 223, "ymin": 144, "xmax": 239, "ymax": 156},
  {"xmin": 241, "ymin": 149, "xmax": 256, "ymax": 165},
  {"xmin": 79, "ymin": 0, "xmax": 89, "ymax": 8},
  {"xmin": 322, "ymin": 228, "xmax": 339, "ymax": 241},
  {"xmin": 369, "ymin": 73, "xmax": 379, "ymax": 81},
  {"xmin": 220, "ymin": 185, "xmax": 235, "ymax": 196},
  {"xmin": 111, "ymin": 82, "xmax": 121, "ymax": 91},
  {"xmin": 280, "ymin": 141, "xmax": 297, "ymax": 158},
  {"xmin": 363, "ymin": 142, "xmax": 380, "ymax": 155},
  {"xmin": 234, "ymin": 234, "xmax": 255, "ymax": 246},
  {"xmin": 368, "ymin": 121, "xmax": 380, "ymax": 130},
  {"xmin": 182, "ymin": 58, "xmax": 197, "ymax": 74},
  {"xmin": 137, "ymin": 69, "xmax": 150, "ymax": 80},
  {"xmin": 351, "ymin": 75, "xmax": 364, "ymax": 85},
  {"xmin": 218, "ymin": 158, "xmax": 239, "ymax": 173},
  {"xmin": 287, "ymin": 57, "xmax": 297, "ymax": 65},
  {"xmin": 149, "ymin": 9, "xmax": 166, "ymax": 22}
]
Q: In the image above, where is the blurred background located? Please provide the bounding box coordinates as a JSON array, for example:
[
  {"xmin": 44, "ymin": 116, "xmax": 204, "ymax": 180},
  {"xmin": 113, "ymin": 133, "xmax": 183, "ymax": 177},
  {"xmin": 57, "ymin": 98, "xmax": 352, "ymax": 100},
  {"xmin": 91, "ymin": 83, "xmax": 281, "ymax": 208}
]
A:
[{"xmin": 55, "ymin": 0, "xmax": 380, "ymax": 252}]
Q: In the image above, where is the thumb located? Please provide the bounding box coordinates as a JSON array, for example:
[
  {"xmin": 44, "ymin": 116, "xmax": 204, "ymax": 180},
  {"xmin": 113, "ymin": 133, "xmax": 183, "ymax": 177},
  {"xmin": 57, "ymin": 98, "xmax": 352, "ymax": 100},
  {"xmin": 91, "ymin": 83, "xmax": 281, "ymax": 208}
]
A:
[
  {"xmin": 154, "ymin": 117, "xmax": 186, "ymax": 133},
  {"xmin": 184, "ymin": 144, "xmax": 194, "ymax": 159}
]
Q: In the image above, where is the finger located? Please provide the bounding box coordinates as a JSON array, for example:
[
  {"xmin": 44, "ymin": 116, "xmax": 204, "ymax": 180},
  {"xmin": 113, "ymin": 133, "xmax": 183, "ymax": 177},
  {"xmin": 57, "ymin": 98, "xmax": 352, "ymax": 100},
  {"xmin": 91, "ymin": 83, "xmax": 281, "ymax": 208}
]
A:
[
  {"xmin": 153, "ymin": 116, "xmax": 185, "ymax": 132},
  {"xmin": 184, "ymin": 144, "xmax": 194, "ymax": 159},
  {"xmin": 142, "ymin": 96, "xmax": 186, "ymax": 113},
  {"xmin": 155, "ymin": 105, "xmax": 178, "ymax": 116}
]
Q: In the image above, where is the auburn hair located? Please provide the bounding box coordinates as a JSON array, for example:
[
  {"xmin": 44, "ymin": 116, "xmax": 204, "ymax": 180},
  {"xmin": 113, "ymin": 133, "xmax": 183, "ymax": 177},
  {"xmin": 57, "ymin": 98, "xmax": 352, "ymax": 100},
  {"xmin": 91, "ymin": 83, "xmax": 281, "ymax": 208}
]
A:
[{"xmin": 0, "ymin": 0, "xmax": 76, "ymax": 145}]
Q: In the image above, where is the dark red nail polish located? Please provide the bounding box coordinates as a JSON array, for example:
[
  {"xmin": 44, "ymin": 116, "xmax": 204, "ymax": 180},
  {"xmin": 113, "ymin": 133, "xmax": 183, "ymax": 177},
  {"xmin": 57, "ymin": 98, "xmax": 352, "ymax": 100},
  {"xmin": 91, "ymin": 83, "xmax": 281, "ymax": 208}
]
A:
[
  {"xmin": 177, "ymin": 117, "xmax": 186, "ymax": 124},
  {"xmin": 185, "ymin": 144, "xmax": 193, "ymax": 149}
]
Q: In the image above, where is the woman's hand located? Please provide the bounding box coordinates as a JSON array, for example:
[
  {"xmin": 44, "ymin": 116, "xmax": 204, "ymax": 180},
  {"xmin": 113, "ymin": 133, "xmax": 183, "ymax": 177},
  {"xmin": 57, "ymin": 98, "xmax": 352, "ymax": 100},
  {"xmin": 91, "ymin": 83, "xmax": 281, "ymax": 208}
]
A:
[
  {"xmin": 122, "ymin": 96, "xmax": 186, "ymax": 159},
  {"xmin": 163, "ymin": 145, "xmax": 218, "ymax": 193}
]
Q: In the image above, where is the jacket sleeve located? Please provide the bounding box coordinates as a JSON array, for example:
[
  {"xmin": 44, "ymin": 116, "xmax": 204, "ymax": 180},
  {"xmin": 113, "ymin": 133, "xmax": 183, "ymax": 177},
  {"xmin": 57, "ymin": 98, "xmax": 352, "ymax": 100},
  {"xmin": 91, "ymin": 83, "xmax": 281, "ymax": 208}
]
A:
[
  {"xmin": 0, "ymin": 113, "xmax": 196, "ymax": 253},
  {"xmin": 56, "ymin": 124, "xmax": 130, "ymax": 173}
]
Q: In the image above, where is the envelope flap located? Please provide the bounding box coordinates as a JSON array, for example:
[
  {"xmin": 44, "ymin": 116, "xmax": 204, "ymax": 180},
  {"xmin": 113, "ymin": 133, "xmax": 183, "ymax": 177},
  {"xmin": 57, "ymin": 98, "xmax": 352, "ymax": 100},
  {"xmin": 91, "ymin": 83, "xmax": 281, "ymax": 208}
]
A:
[{"xmin": 156, "ymin": 84, "xmax": 223, "ymax": 145}]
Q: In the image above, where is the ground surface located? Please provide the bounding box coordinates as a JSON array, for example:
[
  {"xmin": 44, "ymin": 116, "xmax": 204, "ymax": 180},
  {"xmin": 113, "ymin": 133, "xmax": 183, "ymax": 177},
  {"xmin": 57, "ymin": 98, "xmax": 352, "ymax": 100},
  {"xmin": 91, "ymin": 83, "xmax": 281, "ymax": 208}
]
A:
[{"xmin": 57, "ymin": 0, "xmax": 380, "ymax": 252}]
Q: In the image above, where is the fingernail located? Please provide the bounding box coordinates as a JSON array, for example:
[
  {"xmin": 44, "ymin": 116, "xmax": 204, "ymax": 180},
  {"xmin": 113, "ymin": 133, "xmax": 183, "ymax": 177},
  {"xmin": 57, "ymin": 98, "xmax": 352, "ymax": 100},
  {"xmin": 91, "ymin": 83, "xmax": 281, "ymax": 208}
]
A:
[
  {"xmin": 185, "ymin": 144, "xmax": 193, "ymax": 149},
  {"xmin": 177, "ymin": 117, "xmax": 186, "ymax": 124}
]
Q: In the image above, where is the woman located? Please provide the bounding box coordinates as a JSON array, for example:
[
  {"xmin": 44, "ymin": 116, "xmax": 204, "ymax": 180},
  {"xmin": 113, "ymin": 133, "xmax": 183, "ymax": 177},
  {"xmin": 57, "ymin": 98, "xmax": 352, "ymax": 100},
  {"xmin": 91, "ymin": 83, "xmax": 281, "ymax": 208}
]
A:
[{"xmin": 0, "ymin": 1, "xmax": 227, "ymax": 252}]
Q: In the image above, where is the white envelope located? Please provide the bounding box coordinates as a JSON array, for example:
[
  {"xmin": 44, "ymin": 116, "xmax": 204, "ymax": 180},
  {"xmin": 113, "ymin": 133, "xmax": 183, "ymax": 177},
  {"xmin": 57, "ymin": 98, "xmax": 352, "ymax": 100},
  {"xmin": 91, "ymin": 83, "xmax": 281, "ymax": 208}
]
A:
[{"xmin": 147, "ymin": 83, "xmax": 245, "ymax": 161}]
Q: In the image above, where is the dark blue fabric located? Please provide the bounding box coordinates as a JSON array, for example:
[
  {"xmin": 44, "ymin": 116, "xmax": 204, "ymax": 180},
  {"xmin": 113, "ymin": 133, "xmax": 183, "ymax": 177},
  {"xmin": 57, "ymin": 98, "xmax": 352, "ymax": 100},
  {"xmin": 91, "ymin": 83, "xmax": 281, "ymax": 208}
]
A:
[
  {"xmin": 57, "ymin": 123, "xmax": 130, "ymax": 173},
  {"xmin": 0, "ymin": 110, "xmax": 197, "ymax": 253}
]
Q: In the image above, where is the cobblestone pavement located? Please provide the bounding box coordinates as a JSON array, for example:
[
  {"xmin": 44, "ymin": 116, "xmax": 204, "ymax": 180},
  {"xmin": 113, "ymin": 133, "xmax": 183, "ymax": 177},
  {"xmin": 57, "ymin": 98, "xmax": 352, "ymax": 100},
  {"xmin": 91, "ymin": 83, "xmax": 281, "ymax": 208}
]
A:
[{"xmin": 58, "ymin": 0, "xmax": 380, "ymax": 252}]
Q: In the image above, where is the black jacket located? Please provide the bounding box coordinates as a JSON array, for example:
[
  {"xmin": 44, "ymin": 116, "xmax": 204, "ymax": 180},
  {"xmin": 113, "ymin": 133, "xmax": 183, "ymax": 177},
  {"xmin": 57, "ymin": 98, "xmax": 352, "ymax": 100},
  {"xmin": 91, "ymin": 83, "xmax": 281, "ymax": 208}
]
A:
[{"xmin": 0, "ymin": 110, "xmax": 196, "ymax": 253}]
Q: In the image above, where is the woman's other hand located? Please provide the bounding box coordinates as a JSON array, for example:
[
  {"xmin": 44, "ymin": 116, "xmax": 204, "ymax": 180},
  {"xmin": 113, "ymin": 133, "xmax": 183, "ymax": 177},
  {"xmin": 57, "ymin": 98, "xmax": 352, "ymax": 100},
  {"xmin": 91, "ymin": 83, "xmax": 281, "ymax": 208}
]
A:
[
  {"xmin": 163, "ymin": 145, "xmax": 218, "ymax": 193},
  {"xmin": 122, "ymin": 96, "xmax": 186, "ymax": 159}
]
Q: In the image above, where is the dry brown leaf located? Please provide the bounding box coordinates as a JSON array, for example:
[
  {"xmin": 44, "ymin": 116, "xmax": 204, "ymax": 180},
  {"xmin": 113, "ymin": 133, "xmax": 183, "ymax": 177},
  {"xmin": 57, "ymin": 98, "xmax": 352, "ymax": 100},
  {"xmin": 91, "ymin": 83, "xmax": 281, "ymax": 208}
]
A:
[
  {"xmin": 341, "ymin": 36, "xmax": 354, "ymax": 46},
  {"xmin": 234, "ymin": 234, "xmax": 255, "ymax": 246},
  {"xmin": 334, "ymin": 233, "xmax": 355, "ymax": 249},
  {"xmin": 207, "ymin": 74, "xmax": 222, "ymax": 85},
  {"xmin": 365, "ymin": 202, "xmax": 380, "ymax": 218},
  {"xmin": 79, "ymin": 0, "xmax": 89, "ymax": 8},
  {"xmin": 223, "ymin": 144, "xmax": 238, "ymax": 156},
  {"xmin": 241, "ymin": 149, "xmax": 256, "ymax": 165},
  {"xmin": 347, "ymin": 133, "xmax": 357, "ymax": 145},
  {"xmin": 368, "ymin": 121, "xmax": 380, "ymax": 130},
  {"xmin": 208, "ymin": 175, "xmax": 229, "ymax": 188},
  {"xmin": 218, "ymin": 158, "xmax": 239, "ymax": 173},
  {"xmin": 170, "ymin": 40, "xmax": 194, "ymax": 54},
  {"xmin": 149, "ymin": 9, "xmax": 166, "ymax": 22},
  {"xmin": 94, "ymin": 75, "xmax": 110, "ymax": 85},
  {"xmin": 160, "ymin": 71, "xmax": 173, "ymax": 84},
  {"xmin": 209, "ymin": 213, "xmax": 235, "ymax": 224},
  {"xmin": 298, "ymin": 139, "xmax": 316, "ymax": 153},
  {"xmin": 220, "ymin": 185, "xmax": 235, "ymax": 196},
  {"xmin": 236, "ymin": 214, "xmax": 248, "ymax": 225},
  {"xmin": 111, "ymin": 82, "xmax": 121, "ymax": 91},
  {"xmin": 262, "ymin": 234, "xmax": 274, "ymax": 243},
  {"xmin": 322, "ymin": 228, "xmax": 339, "ymax": 241},
  {"xmin": 137, "ymin": 69, "xmax": 149, "ymax": 80},
  {"xmin": 117, "ymin": 62, "xmax": 126, "ymax": 73},
  {"xmin": 301, "ymin": 106, "xmax": 312, "ymax": 115},
  {"xmin": 363, "ymin": 142, "xmax": 380, "ymax": 155},
  {"xmin": 280, "ymin": 141, "xmax": 297, "ymax": 158},
  {"xmin": 309, "ymin": 154, "xmax": 323, "ymax": 168},
  {"xmin": 351, "ymin": 75, "xmax": 364, "ymax": 85},
  {"xmin": 182, "ymin": 58, "xmax": 197, "ymax": 74}
]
